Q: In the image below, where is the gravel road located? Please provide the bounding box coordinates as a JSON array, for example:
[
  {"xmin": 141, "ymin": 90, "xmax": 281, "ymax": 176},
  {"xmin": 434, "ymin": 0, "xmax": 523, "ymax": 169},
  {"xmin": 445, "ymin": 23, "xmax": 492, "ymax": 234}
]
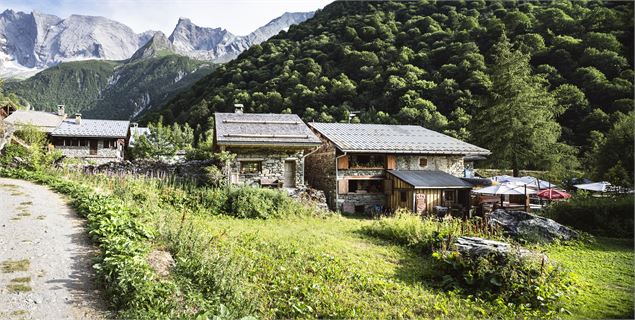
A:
[{"xmin": 0, "ymin": 178, "xmax": 110, "ymax": 319}]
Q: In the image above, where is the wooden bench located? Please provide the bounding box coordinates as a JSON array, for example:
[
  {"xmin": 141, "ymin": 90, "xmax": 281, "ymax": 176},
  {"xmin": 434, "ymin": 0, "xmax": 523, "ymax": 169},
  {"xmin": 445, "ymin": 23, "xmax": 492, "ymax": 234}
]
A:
[{"xmin": 260, "ymin": 178, "xmax": 283, "ymax": 188}]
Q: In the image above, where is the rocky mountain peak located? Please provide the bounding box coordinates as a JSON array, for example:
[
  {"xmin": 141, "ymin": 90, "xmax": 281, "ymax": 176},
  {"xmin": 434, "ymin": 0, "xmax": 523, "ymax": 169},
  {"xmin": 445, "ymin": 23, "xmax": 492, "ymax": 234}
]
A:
[
  {"xmin": 129, "ymin": 31, "xmax": 175, "ymax": 61},
  {"xmin": 1, "ymin": 9, "xmax": 314, "ymax": 78}
]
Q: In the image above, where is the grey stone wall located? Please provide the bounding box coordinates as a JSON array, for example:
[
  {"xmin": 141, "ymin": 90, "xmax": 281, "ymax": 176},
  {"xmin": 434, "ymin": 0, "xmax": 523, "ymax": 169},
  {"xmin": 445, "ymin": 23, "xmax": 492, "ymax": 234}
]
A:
[
  {"xmin": 55, "ymin": 139, "xmax": 124, "ymax": 165},
  {"xmin": 304, "ymin": 139, "xmax": 337, "ymax": 207},
  {"xmin": 226, "ymin": 147, "xmax": 305, "ymax": 187},
  {"xmin": 396, "ymin": 154, "xmax": 464, "ymax": 176}
]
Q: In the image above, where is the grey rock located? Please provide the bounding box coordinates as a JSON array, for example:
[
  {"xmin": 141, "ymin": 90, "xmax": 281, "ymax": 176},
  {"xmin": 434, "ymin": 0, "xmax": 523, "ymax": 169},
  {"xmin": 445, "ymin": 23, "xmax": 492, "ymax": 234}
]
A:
[
  {"xmin": 454, "ymin": 236, "xmax": 546, "ymax": 262},
  {"xmin": 487, "ymin": 209, "xmax": 578, "ymax": 243}
]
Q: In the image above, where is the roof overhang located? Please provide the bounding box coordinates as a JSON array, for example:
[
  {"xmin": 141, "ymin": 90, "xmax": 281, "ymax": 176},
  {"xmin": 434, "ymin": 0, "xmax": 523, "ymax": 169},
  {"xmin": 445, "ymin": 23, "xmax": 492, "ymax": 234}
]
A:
[
  {"xmin": 337, "ymin": 148, "xmax": 491, "ymax": 155},
  {"xmin": 217, "ymin": 141, "xmax": 321, "ymax": 148},
  {"xmin": 413, "ymin": 185, "xmax": 472, "ymax": 189},
  {"xmin": 50, "ymin": 134, "xmax": 127, "ymax": 139}
]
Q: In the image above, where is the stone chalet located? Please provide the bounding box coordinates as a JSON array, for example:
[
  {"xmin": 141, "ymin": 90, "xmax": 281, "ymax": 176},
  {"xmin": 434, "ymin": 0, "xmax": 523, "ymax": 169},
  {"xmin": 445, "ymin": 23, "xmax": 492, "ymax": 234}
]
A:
[
  {"xmin": 305, "ymin": 123, "xmax": 490, "ymax": 215},
  {"xmin": 50, "ymin": 114, "xmax": 129, "ymax": 164},
  {"xmin": 3, "ymin": 106, "xmax": 129, "ymax": 164},
  {"xmin": 214, "ymin": 106, "xmax": 321, "ymax": 188}
]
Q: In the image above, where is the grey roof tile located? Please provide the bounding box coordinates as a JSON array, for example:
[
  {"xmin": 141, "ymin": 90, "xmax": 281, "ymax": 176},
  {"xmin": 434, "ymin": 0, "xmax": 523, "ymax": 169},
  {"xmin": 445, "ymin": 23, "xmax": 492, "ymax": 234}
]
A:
[
  {"xmin": 51, "ymin": 119, "xmax": 130, "ymax": 138},
  {"xmin": 215, "ymin": 113, "xmax": 321, "ymax": 147},
  {"xmin": 3, "ymin": 110, "xmax": 64, "ymax": 133},
  {"xmin": 309, "ymin": 122, "xmax": 490, "ymax": 155},
  {"xmin": 388, "ymin": 170, "xmax": 473, "ymax": 189}
]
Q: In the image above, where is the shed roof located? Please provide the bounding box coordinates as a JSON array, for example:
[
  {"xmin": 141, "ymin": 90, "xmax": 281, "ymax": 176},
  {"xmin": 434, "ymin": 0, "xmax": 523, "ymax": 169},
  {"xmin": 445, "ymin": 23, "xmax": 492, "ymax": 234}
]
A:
[
  {"xmin": 3, "ymin": 110, "xmax": 64, "ymax": 133},
  {"xmin": 51, "ymin": 119, "xmax": 130, "ymax": 138},
  {"xmin": 215, "ymin": 112, "xmax": 321, "ymax": 147},
  {"xmin": 309, "ymin": 122, "xmax": 490, "ymax": 155},
  {"xmin": 387, "ymin": 170, "xmax": 473, "ymax": 189}
]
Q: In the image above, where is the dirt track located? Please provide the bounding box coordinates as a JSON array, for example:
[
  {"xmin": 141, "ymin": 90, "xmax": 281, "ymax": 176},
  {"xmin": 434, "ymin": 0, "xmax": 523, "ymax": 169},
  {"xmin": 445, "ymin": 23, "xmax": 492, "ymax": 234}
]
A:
[{"xmin": 0, "ymin": 178, "xmax": 110, "ymax": 319}]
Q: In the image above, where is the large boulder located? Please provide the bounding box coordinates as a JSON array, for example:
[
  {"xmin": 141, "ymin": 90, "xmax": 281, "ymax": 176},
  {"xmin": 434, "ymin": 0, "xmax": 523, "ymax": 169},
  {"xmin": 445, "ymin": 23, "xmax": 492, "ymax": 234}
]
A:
[
  {"xmin": 454, "ymin": 236, "xmax": 545, "ymax": 262},
  {"xmin": 487, "ymin": 209, "xmax": 578, "ymax": 243}
]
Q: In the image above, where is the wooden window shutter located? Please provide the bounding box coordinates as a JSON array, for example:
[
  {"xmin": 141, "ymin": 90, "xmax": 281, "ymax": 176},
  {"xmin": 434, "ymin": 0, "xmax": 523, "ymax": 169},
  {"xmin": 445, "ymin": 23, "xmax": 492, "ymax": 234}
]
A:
[
  {"xmin": 337, "ymin": 155, "xmax": 349, "ymax": 169},
  {"xmin": 386, "ymin": 154, "xmax": 397, "ymax": 169},
  {"xmin": 384, "ymin": 179, "xmax": 392, "ymax": 194},
  {"xmin": 338, "ymin": 179, "xmax": 348, "ymax": 194}
]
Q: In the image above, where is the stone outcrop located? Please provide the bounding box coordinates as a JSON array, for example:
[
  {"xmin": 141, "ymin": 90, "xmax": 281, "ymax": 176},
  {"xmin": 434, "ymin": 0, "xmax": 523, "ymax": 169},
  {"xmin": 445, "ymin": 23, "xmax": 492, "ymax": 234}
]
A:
[
  {"xmin": 454, "ymin": 236, "xmax": 546, "ymax": 262},
  {"xmin": 487, "ymin": 209, "xmax": 578, "ymax": 243}
]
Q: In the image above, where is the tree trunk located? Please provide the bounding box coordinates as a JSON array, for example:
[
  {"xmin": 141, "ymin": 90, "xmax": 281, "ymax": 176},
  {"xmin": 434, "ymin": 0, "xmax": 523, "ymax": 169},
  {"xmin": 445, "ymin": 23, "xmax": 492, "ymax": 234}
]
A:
[{"xmin": 512, "ymin": 153, "xmax": 519, "ymax": 177}]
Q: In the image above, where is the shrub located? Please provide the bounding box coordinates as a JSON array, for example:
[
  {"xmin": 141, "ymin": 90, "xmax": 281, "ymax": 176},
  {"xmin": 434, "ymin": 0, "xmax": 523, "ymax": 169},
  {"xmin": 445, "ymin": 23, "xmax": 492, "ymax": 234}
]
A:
[
  {"xmin": 544, "ymin": 195, "xmax": 634, "ymax": 238},
  {"xmin": 0, "ymin": 125, "xmax": 62, "ymax": 170},
  {"xmin": 223, "ymin": 187, "xmax": 310, "ymax": 219},
  {"xmin": 432, "ymin": 247, "xmax": 573, "ymax": 317}
]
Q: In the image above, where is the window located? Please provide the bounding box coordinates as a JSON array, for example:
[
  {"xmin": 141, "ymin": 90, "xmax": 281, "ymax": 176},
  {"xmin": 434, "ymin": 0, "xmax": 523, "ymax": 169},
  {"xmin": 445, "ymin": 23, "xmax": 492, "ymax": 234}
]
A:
[
  {"xmin": 103, "ymin": 139, "xmax": 116, "ymax": 148},
  {"xmin": 350, "ymin": 154, "xmax": 385, "ymax": 168},
  {"xmin": 444, "ymin": 190, "xmax": 456, "ymax": 201},
  {"xmin": 240, "ymin": 161, "xmax": 262, "ymax": 174},
  {"xmin": 399, "ymin": 191, "xmax": 407, "ymax": 202},
  {"xmin": 419, "ymin": 158, "xmax": 428, "ymax": 167},
  {"xmin": 347, "ymin": 179, "xmax": 384, "ymax": 194},
  {"xmin": 80, "ymin": 139, "xmax": 87, "ymax": 147}
]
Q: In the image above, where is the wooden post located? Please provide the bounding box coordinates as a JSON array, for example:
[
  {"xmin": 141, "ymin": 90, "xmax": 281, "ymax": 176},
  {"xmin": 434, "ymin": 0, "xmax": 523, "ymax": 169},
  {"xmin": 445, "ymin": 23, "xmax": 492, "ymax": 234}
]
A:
[{"xmin": 524, "ymin": 184, "xmax": 529, "ymax": 212}]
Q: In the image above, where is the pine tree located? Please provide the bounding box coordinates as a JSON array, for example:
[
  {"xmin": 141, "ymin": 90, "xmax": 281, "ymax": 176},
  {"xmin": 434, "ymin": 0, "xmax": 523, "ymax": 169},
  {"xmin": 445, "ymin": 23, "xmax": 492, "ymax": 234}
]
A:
[{"xmin": 472, "ymin": 36, "xmax": 573, "ymax": 176}]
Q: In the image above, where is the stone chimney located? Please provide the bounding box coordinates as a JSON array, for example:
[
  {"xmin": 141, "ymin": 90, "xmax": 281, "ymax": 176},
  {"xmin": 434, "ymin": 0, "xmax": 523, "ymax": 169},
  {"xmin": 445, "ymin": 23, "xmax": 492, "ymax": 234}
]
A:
[
  {"xmin": 57, "ymin": 104, "xmax": 66, "ymax": 117},
  {"xmin": 75, "ymin": 113, "xmax": 81, "ymax": 125},
  {"xmin": 234, "ymin": 104, "xmax": 244, "ymax": 114},
  {"xmin": 131, "ymin": 122, "xmax": 139, "ymax": 128}
]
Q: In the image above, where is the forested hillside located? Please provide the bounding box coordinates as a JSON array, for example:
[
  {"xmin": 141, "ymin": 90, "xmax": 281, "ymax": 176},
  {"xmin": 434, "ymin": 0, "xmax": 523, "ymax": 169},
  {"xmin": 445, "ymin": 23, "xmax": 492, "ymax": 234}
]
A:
[
  {"xmin": 146, "ymin": 0, "xmax": 634, "ymax": 181},
  {"xmin": 6, "ymin": 54, "xmax": 216, "ymax": 119}
]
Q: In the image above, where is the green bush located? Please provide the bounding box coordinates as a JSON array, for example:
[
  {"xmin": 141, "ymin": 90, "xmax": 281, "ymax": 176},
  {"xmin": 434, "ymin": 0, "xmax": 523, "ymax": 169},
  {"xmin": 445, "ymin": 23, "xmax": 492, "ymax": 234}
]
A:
[
  {"xmin": 0, "ymin": 125, "xmax": 62, "ymax": 170},
  {"xmin": 223, "ymin": 187, "xmax": 309, "ymax": 219},
  {"xmin": 432, "ymin": 248, "xmax": 573, "ymax": 316},
  {"xmin": 544, "ymin": 195, "xmax": 634, "ymax": 238}
]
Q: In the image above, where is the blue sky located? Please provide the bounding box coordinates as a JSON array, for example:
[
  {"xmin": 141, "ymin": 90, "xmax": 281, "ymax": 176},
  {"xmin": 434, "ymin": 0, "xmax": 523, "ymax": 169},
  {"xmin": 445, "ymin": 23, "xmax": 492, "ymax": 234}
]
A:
[{"xmin": 0, "ymin": 0, "xmax": 332, "ymax": 35}]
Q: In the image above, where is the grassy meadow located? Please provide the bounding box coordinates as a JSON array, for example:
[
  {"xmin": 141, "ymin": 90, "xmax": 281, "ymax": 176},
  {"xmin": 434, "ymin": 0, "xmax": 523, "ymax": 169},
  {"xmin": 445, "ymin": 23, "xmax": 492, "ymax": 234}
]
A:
[{"xmin": 2, "ymin": 168, "xmax": 633, "ymax": 319}]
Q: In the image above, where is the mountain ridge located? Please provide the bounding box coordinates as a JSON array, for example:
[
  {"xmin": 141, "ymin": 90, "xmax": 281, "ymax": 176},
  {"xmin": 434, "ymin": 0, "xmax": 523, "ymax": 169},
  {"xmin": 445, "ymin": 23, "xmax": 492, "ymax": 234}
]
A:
[{"xmin": 0, "ymin": 9, "xmax": 314, "ymax": 78}]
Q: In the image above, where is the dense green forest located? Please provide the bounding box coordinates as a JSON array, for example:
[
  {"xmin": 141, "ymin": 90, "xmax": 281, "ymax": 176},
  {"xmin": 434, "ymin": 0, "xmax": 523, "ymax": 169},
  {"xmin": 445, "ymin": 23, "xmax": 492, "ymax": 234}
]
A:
[
  {"xmin": 6, "ymin": 54, "xmax": 216, "ymax": 120},
  {"xmin": 145, "ymin": 0, "xmax": 634, "ymax": 183}
]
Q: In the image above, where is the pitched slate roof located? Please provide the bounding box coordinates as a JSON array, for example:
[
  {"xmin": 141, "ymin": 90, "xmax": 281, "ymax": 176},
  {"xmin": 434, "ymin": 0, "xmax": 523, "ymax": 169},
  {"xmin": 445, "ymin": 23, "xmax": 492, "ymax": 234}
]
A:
[
  {"xmin": 387, "ymin": 170, "xmax": 473, "ymax": 189},
  {"xmin": 215, "ymin": 112, "xmax": 321, "ymax": 147},
  {"xmin": 3, "ymin": 110, "xmax": 64, "ymax": 133},
  {"xmin": 51, "ymin": 119, "xmax": 130, "ymax": 138},
  {"xmin": 309, "ymin": 123, "xmax": 490, "ymax": 155}
]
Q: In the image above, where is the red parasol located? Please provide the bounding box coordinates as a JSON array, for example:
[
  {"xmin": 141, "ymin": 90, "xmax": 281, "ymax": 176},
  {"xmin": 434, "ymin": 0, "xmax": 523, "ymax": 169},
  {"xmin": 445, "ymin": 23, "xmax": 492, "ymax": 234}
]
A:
[{"xmin": 537, "ymin": 188, "xmax": 572, "ymax": 200}]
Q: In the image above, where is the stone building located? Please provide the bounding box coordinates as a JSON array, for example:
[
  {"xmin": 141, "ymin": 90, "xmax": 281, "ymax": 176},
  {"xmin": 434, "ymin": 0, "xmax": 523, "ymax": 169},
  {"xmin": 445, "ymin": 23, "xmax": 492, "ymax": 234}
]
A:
[
  {"xmin": 50, "ymin": 114, "xmax": 129, "ymax": 164},
  {"xmin": 306, "ymin": 123, "xmax": 490, "ymax": 214},
  {"xmin": 214, "ymin": 107, "xmax": 321, "ymax": 188}
]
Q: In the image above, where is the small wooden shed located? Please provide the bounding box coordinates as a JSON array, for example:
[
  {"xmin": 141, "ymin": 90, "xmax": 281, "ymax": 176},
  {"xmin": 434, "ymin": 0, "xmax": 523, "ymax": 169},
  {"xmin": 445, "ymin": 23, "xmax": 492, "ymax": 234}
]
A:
[{"xmin": 386, "ymin": 170, "xmax": 473, "ymax": 215}]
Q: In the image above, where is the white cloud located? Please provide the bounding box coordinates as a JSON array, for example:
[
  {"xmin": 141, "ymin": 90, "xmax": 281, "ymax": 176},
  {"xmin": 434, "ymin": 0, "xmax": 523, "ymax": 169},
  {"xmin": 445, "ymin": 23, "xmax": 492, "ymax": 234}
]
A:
[{"xmin": 1, "ymin": 0, "xmax": 332, "ymax": 35}]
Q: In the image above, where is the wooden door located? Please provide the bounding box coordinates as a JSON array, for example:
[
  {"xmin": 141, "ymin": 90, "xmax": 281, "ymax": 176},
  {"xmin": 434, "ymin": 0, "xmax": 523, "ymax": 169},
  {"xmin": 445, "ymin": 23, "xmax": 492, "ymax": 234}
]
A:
[
  {"xmin": 415, "ymin": 193, "xmax": 427, "ymax": 214},
  {"xmin": 284, "ymin": 161, "xmax": 296, "ymax": 187},
  {"xmin": 89, "ymin": 140, "xmax": 98, "ymax": 155}
]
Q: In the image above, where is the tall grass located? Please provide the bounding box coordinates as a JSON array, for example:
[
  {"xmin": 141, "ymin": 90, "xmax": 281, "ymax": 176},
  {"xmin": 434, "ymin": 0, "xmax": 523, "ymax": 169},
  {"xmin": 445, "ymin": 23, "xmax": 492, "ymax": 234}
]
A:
[{"xmin": 361, "ymin": 209, "xmax": 504, "ymax": 252}]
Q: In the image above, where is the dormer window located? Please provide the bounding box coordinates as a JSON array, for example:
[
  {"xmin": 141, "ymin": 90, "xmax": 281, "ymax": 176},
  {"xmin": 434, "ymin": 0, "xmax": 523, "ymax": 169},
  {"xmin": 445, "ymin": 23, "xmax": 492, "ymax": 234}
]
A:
[{"xmin": 419, "ymin": 158, "xmax": 428, "ymax": 167}]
